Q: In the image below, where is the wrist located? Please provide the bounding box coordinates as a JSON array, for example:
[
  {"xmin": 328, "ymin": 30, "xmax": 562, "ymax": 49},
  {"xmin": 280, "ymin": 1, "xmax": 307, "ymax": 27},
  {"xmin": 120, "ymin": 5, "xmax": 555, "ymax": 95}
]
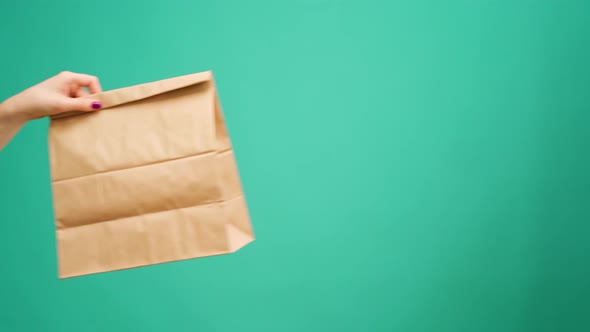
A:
[{"xmin": 0, "ymin": 96, "xmax": 31, "ymax": 125}]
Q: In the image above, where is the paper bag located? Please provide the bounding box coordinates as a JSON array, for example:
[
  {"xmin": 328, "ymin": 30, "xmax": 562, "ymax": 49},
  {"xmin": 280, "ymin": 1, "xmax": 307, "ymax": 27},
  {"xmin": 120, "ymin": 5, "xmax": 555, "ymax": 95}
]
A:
[{"xmin": 48, "ymin": 70, "xmax": 254, "ymax": 278}]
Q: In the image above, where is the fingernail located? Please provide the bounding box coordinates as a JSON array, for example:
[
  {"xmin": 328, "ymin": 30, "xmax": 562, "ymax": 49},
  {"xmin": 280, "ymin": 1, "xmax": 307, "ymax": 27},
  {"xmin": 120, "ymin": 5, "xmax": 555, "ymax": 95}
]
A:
[{"xmin": 91, "ymin": 101, "xmax": 102, "ymax": 110}]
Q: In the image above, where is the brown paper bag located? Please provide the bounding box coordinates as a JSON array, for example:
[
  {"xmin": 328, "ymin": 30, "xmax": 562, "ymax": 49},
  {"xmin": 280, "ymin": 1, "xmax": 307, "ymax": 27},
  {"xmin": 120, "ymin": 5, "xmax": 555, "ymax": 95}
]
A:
[{"xmin": 48, "ymin": 70, "xmax": 254, "ymax": 278}]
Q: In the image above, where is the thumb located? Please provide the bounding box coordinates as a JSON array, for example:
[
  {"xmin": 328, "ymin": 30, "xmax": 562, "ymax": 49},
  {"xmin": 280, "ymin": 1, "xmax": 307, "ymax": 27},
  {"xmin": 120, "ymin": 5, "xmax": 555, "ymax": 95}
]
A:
[{"xmin": 61, "ymin": 97, "xmax": 102, "ymax": 112}]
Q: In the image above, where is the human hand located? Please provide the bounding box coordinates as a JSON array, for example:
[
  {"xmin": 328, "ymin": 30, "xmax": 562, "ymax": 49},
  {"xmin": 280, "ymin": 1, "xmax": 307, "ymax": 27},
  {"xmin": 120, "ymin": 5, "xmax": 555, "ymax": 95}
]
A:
[{"xmin": 2, "ymin": 71, "xmax": 103, "ymax": 121}]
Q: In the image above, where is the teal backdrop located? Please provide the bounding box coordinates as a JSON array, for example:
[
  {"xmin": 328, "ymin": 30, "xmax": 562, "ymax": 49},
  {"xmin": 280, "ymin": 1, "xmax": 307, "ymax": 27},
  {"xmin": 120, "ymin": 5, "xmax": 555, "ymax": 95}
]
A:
[{"xmin": 1, "ymin": 1, "xmax": 589, "ymax": 331}]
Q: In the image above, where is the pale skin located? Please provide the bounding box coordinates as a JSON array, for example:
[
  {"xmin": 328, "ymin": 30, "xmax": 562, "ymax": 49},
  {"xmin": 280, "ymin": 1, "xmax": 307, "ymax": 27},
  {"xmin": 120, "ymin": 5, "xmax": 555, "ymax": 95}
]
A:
[{"xmin": 0, "ymin": 71, "xmax": 103, "ymax": 151}]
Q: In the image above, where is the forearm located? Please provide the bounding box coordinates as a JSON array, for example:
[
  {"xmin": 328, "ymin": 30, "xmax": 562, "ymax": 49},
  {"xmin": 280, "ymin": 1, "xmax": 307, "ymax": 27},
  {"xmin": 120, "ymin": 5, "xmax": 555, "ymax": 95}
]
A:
[
  {"xmin": 0, "ymin": 97, "xmax": 29, "ymax": 151},
  {"xmin": 1, "ymin": 71, "xmax": 102, "ymax": 151}
]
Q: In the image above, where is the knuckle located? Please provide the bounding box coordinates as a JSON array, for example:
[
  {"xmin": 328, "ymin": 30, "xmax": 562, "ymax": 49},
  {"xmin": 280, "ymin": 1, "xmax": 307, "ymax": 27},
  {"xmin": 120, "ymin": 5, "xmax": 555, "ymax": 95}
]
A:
[{"xmin": 58, "ymin": 71, "xmax": 74, "ymax": 80}]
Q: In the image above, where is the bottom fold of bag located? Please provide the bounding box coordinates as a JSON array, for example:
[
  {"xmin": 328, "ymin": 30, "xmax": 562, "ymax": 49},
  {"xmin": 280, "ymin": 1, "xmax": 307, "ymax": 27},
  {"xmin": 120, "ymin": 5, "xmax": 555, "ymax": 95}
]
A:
[{"xmin": 56, "ymin": 195, "xmax": 254, "ymax": 278}]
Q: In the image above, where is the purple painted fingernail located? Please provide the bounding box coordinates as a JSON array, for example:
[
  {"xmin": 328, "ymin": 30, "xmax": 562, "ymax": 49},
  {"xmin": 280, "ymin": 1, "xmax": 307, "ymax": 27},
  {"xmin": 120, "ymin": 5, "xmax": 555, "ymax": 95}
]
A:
[{"xmin": 91, "ymin": 101, "xmax": 102, "ymax": 110}]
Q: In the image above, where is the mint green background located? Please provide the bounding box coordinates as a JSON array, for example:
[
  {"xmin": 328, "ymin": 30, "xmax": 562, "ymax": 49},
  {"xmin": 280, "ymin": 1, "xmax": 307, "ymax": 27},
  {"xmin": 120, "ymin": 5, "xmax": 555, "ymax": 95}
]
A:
[{"xmin": 1, "ymin": 1, "xmax": 589, "ymax": 331}]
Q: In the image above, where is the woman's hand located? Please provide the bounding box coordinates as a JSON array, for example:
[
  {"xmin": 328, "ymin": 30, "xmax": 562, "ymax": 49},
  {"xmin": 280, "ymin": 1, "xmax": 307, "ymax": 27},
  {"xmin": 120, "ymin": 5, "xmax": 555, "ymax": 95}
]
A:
[
  {"xmin": 0, "ymin": 71, "xmax": 103, "ymax": 151},
  {"xmin": 3, "ymin": 71, "xmax": 103, "ymax": 121}
]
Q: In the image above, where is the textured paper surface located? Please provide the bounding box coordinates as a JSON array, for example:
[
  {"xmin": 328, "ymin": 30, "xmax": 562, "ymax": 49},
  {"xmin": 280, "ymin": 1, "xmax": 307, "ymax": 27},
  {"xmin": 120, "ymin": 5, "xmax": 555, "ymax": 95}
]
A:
[{"xmin": 48, "ymin": 71, "xmax": 254, "ymax": 278}]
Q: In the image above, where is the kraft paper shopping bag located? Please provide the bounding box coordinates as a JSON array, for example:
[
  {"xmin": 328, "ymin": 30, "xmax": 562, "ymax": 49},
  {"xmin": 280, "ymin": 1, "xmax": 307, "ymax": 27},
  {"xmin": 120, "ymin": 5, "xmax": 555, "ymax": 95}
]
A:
[{"xmin": 48, "ymin": 70, "xmax": 254, "ymax": 278}]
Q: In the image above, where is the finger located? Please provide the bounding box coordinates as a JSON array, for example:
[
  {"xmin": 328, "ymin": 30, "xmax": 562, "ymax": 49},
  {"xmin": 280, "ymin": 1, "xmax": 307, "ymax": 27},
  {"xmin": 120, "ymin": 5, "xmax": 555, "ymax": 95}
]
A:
[
  {"xmin": 60, "ymin": 97, "xmax": 102, "ymax": 112},
  {"xmin": 67, "ymin": 72, "xmax": 103, "ymax": 94},
  {"xmin": 67, "ymin": 83, "xmax": 88, "ymax": 98}
]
